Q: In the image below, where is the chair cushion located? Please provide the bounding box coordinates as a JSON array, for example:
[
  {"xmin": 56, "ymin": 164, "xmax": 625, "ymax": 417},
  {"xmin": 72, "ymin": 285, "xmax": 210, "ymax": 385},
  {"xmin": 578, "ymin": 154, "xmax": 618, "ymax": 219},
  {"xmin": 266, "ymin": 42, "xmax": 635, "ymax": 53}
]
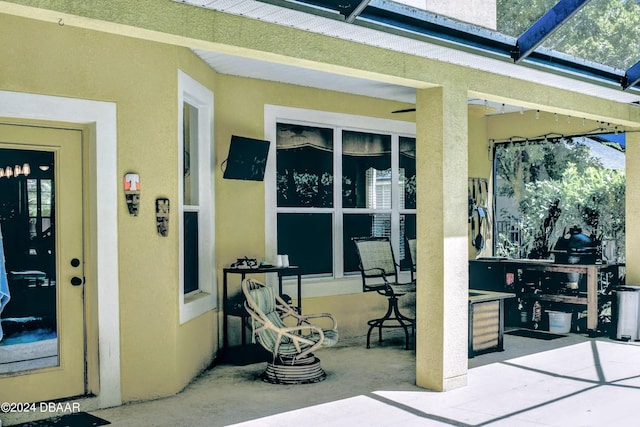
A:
[
  {"xmin": 321, "ymin": 329, "xmax": 339, "ymax": 347},
  {"xmin": 250, "ymin": 286, "xmax": 277, "ymax": 315}
]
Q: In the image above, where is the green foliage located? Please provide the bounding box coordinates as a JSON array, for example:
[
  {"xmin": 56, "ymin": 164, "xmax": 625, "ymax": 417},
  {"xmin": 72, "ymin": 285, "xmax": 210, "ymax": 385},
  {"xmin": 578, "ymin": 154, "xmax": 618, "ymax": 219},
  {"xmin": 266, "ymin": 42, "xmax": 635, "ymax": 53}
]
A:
[
  {"xmin": 495, "ymin": 138, "xmax": 595, "ymax": 202},
  {"xmin": 521, "ymin": 165, "xmax": 625, "ymax": 252},
  {"xmin": 497, "ymin": 0, "xmax": 640, "ymax": 69},
  {"xmin": 495, "ymin": 139, "xmax": 625, "ymax": 261}
]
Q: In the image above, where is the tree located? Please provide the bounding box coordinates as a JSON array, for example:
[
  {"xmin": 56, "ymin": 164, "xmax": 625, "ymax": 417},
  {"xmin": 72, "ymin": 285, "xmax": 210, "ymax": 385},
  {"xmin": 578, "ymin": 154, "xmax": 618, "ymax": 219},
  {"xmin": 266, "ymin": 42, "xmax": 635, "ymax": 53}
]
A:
[
  {"xmin": 495, "ymin": 138, "xmax": 594, "ymax": 204},
  {"xmin": 497, "ymin": 0, "xmax": 640, "ymax": 69},
  {"xmin": 518, "ymin": 163, "xmax": 625, "ymax": 260},
  {"xmin": 495, "ymin": 138, "xmax": 625, "ymax": 260}
]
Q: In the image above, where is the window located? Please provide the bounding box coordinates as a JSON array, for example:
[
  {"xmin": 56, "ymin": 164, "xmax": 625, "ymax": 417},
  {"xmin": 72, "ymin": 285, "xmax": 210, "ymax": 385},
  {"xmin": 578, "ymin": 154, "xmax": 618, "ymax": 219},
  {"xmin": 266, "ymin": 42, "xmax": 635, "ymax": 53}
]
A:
[
  {"xmin": 266, "ymin": 107, "xmax": 416, "ymax": 280},
  {"xmin": 27, "ymin": 178, "xmax": 53, "ymax": 246},
  {"xmin": 178, "ymin": 70, "xmax": 215, "ymax": 323}
]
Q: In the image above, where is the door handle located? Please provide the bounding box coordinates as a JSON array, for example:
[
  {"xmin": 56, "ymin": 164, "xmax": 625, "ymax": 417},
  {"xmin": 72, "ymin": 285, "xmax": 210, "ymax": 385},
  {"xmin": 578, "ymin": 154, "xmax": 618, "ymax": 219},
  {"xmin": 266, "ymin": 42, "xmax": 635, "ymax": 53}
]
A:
[{"xmin": 71, "ymin": 276, "xmax": 84, "ymax": 286}]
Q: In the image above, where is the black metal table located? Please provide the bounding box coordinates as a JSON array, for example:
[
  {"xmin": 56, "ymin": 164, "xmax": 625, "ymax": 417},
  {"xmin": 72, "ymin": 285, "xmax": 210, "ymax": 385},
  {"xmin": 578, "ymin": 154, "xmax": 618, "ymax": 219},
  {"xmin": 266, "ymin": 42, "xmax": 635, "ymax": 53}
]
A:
[{"xmin": 222, "ymin": 266, "xmax": 302, "ymax": 349}]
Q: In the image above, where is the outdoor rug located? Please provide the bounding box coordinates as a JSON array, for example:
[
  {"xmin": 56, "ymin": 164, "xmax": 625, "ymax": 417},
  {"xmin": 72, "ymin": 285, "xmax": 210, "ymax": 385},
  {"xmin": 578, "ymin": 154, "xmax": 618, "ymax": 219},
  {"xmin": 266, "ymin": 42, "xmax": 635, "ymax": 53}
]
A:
[
  {"xmin": 10, "ymin": 412, "xmax": 110, "ymax": 427},
  {"xmin": 505, "ymin": 329, "xmax": 567, "ymax": 340}
]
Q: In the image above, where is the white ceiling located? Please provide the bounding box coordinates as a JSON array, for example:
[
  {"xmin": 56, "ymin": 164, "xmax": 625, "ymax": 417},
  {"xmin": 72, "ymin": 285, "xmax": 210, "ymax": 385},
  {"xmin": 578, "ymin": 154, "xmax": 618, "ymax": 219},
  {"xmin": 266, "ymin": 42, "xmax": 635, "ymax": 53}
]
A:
[
  {"xmin": 180, "ymin": 0, "xmax": 640, "ymax": 114},
  {"xmin": 194, "ymin": 49, "xmax": 418, "ymax": 104}
]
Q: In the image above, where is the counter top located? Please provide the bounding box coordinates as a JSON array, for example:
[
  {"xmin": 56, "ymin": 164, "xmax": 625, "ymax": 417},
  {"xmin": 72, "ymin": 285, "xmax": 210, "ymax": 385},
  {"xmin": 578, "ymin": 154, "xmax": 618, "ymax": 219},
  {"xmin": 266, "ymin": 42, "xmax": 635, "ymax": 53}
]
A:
[
  {"xmin": 468, "ymin": 289, "xmax": 515, "ymax": 303},
  {"xmin": 471, "ymin": 257, "xmax": 622, "ymax": 268}
]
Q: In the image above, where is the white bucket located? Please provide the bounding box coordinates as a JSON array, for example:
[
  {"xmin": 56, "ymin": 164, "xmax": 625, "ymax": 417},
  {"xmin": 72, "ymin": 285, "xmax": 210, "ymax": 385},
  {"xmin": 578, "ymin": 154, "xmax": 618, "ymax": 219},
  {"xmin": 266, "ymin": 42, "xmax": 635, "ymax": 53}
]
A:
[{"xmin": 548, "ymin": 311, "xmax": 572, "ymax": 334}]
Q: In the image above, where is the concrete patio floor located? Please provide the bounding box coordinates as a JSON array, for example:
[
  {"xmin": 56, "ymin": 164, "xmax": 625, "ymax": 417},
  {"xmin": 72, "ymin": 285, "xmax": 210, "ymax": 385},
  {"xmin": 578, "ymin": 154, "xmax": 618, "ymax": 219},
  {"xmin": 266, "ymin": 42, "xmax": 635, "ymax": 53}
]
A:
[
  {"xmin": 4, "ymin": 329, "xmax": 640, "ymax": 426},
  {"xmin": 95, "ymin": 330, "xmax": 640, "ymax": 427}
]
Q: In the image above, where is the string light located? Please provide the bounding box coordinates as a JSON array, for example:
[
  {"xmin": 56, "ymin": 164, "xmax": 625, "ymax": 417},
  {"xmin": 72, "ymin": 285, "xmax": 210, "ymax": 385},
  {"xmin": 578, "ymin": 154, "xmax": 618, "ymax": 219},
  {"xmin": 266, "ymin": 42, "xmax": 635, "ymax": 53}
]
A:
[
  {"xmin": 490, "ymin": 126, "xmax": 626, "ymax": 145},
  {"xmin": 0, "ymin": 162, "xmax": 31, "ymax": 179}
]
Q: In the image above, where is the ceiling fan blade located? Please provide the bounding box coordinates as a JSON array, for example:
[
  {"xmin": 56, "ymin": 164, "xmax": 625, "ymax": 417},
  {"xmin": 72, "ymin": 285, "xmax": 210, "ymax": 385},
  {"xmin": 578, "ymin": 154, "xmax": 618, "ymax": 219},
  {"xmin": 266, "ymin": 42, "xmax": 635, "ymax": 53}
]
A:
[{"xmin": 391, "ymin": 108, "xmax": 416, "ymax": 113}]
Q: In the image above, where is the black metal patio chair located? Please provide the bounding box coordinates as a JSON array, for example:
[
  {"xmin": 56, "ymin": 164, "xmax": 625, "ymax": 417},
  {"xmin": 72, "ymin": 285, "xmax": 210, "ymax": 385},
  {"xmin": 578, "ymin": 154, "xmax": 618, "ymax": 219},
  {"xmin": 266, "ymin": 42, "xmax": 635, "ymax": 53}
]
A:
[{"xmin": 352, "ymin": 236, "xmax": 415, "ymax": 350}]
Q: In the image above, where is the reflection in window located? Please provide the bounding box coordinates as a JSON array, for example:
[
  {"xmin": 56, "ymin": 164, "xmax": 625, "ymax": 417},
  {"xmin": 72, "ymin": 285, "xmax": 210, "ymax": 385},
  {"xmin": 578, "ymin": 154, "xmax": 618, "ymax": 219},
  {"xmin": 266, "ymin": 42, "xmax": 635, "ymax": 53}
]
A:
[
  {"xmin": 27, "ymin": 178, "xmax": 52, "ymax": 241},
  {"xmin": 400, "ymin": 137, "xmax": 416, "ymax": 210},
  {"xmin": 275, "ymin": 121, "xmax": 417, "ymax": 277},
  {"xmin": 183, "ymin": 102, "xmax": 199, "ymax": 206},
  {"xmin": 342, "ymin": 130, "xmax": 390, "ymax": 208},
  {"xmin": 276, "ymin": 124, "xmax": 333, "ymax": 208}
]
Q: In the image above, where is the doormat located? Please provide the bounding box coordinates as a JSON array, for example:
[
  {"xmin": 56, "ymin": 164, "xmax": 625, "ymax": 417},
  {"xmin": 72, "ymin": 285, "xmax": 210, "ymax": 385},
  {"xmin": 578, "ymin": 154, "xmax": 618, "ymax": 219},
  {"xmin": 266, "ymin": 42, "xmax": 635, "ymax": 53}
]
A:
[
  {"xmin": 10, "ymin": 412, "xmax": 110, "ymax": 427},
  {"xmin": 505, "ymin": 329, "xmax": 567, "ymax": 340}
]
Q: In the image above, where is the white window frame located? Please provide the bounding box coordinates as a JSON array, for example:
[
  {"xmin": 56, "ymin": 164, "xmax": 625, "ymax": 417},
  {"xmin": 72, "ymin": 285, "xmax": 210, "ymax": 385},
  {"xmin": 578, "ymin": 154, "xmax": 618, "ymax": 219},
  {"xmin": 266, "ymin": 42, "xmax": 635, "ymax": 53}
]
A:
[
  {"xmin": 178, "ymin": 70, "xmax": 216, "ymax": 323},
  {"xmin": 264, "ymin": 105, "xmax": 415, "ymax": 295}
]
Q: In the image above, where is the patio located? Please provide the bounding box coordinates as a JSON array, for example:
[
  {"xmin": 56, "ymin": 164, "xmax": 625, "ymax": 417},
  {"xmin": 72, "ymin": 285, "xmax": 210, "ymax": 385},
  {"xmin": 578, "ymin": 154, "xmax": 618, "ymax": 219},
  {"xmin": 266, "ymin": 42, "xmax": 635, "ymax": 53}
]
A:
[{"xmin": 54, "ymin": 331, "xmax": 640, "ymax": 426}]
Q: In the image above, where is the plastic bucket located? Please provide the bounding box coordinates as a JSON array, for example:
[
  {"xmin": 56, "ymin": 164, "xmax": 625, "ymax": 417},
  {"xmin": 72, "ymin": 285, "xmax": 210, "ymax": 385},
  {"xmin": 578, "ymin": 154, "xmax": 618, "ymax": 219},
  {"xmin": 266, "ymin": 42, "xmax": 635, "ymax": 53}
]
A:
[{"xmin": 548, "ymin": 311, "xmax": 572, "ymax": 334}]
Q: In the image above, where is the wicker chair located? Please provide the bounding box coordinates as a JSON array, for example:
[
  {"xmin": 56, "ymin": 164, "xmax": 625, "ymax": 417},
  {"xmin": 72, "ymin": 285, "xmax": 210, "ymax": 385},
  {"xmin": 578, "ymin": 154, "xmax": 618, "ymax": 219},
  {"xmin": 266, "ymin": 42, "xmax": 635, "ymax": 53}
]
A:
[
  {"xmin": 242, "ymin": 278, "xmax": 338, "ymax": 384},
  {"xmin": 353, "ymin": 236, "xmax": 416, "ymax": 349}
]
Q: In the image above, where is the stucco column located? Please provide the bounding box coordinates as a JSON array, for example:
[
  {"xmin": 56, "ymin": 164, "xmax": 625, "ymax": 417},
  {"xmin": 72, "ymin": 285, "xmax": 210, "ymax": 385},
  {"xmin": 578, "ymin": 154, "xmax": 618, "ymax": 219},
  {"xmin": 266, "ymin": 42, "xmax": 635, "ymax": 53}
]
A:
[
  {"xmin": 415, "ymin": 85, "xmax": 469, "ymax": 391},
  {"xmin": 626, "ymin": 130, "xmax": 640, "ymax": 283}
]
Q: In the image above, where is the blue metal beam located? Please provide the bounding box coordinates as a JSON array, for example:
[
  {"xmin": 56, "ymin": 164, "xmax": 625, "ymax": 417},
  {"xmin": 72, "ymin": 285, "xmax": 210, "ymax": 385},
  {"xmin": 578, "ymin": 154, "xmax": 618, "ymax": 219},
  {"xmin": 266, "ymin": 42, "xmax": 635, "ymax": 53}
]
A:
[
  {"xmin": 623, "ymin": 60, "xmax": 640, "ymax": 90},
  {"xmin": 512, "ymin": 0, "xmax": 591, "ymax": 63},
  {"xmin": 345, "ymin": 0, "xmax": 371, "ymax": 23}
]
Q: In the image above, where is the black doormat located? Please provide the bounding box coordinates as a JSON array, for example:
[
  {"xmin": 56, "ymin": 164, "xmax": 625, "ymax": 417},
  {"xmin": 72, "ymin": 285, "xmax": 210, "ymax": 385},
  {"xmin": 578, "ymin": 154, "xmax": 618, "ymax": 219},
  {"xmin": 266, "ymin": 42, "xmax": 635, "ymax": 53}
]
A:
[
  {"xmin": 11, "ymin": 412, "xmax": 110, "ymax": 427},
  {"xmin": 505, "ymin": 329, "xmax": 567, "ymax": 340}
]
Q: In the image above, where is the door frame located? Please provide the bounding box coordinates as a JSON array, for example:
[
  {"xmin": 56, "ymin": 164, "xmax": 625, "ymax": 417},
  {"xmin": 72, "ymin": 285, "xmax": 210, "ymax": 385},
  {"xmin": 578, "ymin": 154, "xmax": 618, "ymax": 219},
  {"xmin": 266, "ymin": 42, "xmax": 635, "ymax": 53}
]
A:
[{"xmin": 0, "ymin": 91, "xmax": 121, "ymax": 407}]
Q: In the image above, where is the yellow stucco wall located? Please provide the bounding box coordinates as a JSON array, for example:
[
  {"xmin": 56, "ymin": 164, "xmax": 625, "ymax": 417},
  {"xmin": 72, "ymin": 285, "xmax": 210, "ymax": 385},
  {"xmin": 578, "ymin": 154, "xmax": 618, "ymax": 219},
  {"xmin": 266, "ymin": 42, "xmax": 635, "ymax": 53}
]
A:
[
  {"xmin": 0, "ymin": 13, "xmax": 218, "ymax": 401},
  {"xmin": 0, "ymin": 11, "xmax": 419, "ymax": 402}
]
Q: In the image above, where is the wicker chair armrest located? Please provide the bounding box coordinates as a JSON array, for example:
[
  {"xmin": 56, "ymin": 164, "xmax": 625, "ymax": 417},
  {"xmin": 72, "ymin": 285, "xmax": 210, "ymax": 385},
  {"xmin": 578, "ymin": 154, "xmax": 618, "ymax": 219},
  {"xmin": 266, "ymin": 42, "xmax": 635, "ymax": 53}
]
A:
[
  {"xmin": 244, "ymin": 303, "xmax": 321, "ymax": 345},
  {"xmin": 279, "ymin": 324, "xmax": 325, "ymax": 345},
  {"xmin": 297, "ymin": 312, "xmax": 338, "ymax": 329}
]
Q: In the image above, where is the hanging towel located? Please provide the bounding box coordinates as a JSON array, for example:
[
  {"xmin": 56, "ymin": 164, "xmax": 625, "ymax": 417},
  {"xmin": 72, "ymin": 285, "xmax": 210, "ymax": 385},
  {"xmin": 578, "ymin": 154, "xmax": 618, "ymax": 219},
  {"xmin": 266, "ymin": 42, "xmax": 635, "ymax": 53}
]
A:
[{"xmin": 0, "ymin": 225, "xmax": 9, "ymax": 341}]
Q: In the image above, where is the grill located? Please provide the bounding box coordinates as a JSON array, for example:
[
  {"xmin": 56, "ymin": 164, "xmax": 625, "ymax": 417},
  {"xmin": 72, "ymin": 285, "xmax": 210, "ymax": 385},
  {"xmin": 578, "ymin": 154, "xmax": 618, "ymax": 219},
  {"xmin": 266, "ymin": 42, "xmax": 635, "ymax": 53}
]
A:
[{"xmin": 551, "ymin": 226, "xmax": 598, "ymax": 265}]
